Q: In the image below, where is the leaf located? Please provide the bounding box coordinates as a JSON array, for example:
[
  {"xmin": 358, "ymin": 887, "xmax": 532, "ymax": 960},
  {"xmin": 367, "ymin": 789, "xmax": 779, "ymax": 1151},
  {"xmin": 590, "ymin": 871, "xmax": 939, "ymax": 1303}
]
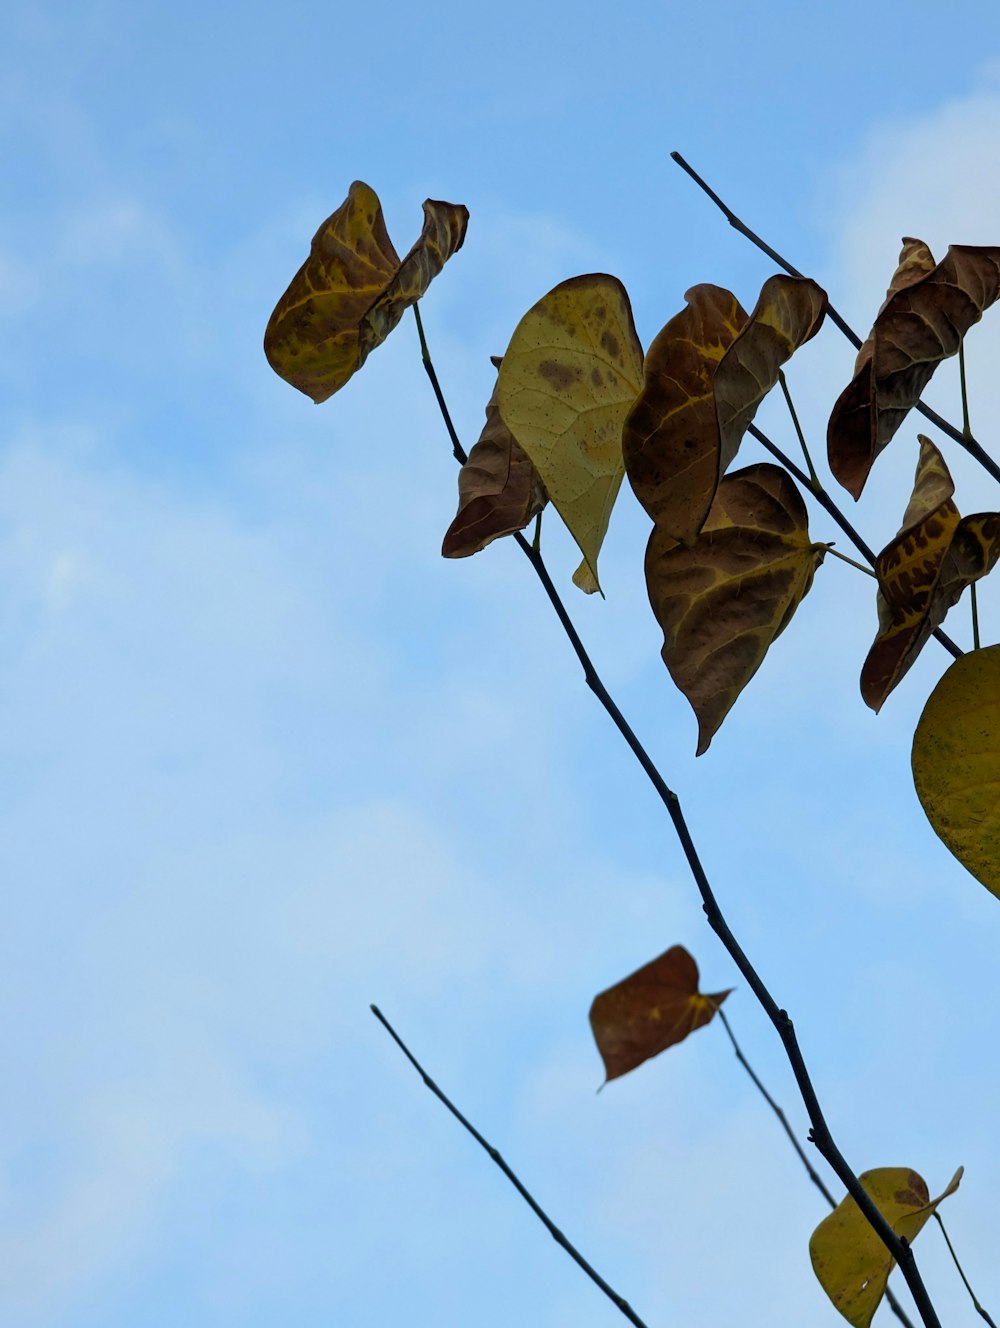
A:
[
  {"xmin": 264, "ymin": 183, "xmax": 468, "ymax": 403},
  {"xmin": 912, "ymin": 644, "xmax": 1000, "ymax": 898},
  {"xmin": 860, "ymin": 436, "xmax": 960, "ymax": 712},
  {"xmin": 861, "ymin": 437, "xmax": 1000, "ymax": 711},
  {"xmin": 442, "ymin": 361, "xmax": 548, "ymax": 558},
  {"xmin": 644, "ymin": 463, "xmax": 825, "ymax": 754},
  {"xmin": 496, "ymin": 274, "xmax": 644, "ymax": 594},
  {"xmin": 809, "ymin": 1166, "xmax": 963, "ymax": 1327},
  {"xmin": 828, "ymin": 240, "xmax": 1000, "ymax": 498},
  {"xmin": 623, "ymin": 277, "xmax": 826, "ymax": 547},
  {"xmin": 589, "ymin": 945, "xmax": 731, "ymax": 1083},
  {"xmin": 623, "ymin": 284, "xmax": 748, "ymax": 543}
]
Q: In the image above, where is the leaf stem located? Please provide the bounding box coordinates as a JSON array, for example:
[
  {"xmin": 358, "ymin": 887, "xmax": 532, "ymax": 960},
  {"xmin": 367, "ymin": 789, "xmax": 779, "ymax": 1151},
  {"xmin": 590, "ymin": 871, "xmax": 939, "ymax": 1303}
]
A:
[
  {"xmin": 748, "ymin": 423, "xmax": 963, "ymax": 660},
  {"xmin": 715, "ymin": 1007, "xmax": 916, "ymax": 1328},
  {"xmin": 959, "ymin": 339, "xmax": 972, "ymax": 441},
  {"xmin": 670, "ymin": 151, "xmax": 1000, "ymax": 487},
  {"xmin": 778, "ymin": 370, "xmax": 820, "ymax": 488},
  {"xmin": 415, "ymin": 313, "xmax": 944, "ymax": 1328},
  {"xmin": 971, "ymin": 581, "xmax": 981, "ymax": 651},
  {"xmin": 370, "ymin": 1005, "xmax": 652, "ymax": 1328},
  {"xmin": 822, "ymin": 545, "xmax": 878, "ymax": 578},
  {"xmin": 933, "ymin": 1212, "xmax": 997, "ymax": 1327}
]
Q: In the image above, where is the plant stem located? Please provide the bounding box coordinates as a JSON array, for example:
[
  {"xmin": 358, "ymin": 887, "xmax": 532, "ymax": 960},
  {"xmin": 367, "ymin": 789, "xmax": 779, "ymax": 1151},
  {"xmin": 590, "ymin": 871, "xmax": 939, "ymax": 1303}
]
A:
[
  {"xmin": 959, "ymin": 339, "xmax": 972, "ymax": 440},
  {"xmin": 778, "ymin": 370, "xmax": 820, "ymax": 488},
  {"xmin": 370, "ymin": 1005, "xmax": 652, "ymax": 1328},
  {"xmin": 971, "ymin": 581, "xmax": 981, "ymax": 651},
  {"xmin": 670, "ymin": 151, "xmax": 1000, "ymax": 487},
  {"xmin": 823, "ymin": 545, "xmax": 878, "ymax": 578},
  {"xmin": 415, "ymin": 313, "xmax": 944, "ymax": 1328},
  {"xmin": 715, "ymin": 1008, "xmax": 916, "ymax": 1328},
  {"xmin": 933, "ymin": 1212, "xmax": 997, "ymax": 1327},
  {"xmin": 748, "ymin": 423, "xmax": 963, "ymax": 660}
]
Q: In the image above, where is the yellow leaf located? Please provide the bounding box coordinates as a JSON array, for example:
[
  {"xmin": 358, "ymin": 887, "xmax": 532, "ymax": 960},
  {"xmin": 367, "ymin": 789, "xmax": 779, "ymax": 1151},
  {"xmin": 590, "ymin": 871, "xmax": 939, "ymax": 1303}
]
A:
[
  {"xmin": 810, "ymin": 1166, "xmax": 962, "ymax": 1328},
  {"xmin": 645, "ymin": 463, "xmax": 825, "ymax": 754},
  {"xmin": 912, "ymin": 644, "xmax": 1000, "ymax": 898},
  {"xmin": 589, "ymin": 945, "xmax": 731, "ymax": 1083},
  {"xmin": 828, "ymin": 240, "xmax": 1000, "ymax": 498},
  {"xmin": 264, "ymin": 183, "xmax": 468, "ymax": 403},
  {"xmin": 497, "ymin": 274, "xmax": 644, "ymax": 594}
]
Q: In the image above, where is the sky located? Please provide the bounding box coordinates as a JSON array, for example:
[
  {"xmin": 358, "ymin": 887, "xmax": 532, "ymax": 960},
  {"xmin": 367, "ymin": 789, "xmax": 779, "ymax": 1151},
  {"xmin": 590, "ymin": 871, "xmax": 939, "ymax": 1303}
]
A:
[{"xmin": 3, "ymin": 2, "xmax": 1000, "ymax": 1325}]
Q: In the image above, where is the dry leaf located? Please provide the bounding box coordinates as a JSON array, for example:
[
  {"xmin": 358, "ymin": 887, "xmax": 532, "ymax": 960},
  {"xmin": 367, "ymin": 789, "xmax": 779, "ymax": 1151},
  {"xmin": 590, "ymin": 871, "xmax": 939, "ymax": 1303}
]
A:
[
  {"xmin": 810, "ymin": 1166, "xmax": 962, "ymax": 1327},
  {"xmin": 828, "ymin": 240, "xmax": 1000, "ymax": 498},
  {"xmin": 645, "ymin": 463, "xmax": 825, "ymax": 754},
  {"xmin": 589, "ymin": 945, "xmax": 731, "ymax": 1082},
  {"xmin": 497, "ymin": 274, "xmax": 643, "ymax": 593},
  {"xmin": 264, "ymin": 183, "xmax": 468, "ymax": 403},
  {"xmin": 442, "ymin": 362, "xmax": 548, "ymax": 557},
  {"xmin": 912, "ymin": 644, "xmax": 1000, "ymax": 897}
]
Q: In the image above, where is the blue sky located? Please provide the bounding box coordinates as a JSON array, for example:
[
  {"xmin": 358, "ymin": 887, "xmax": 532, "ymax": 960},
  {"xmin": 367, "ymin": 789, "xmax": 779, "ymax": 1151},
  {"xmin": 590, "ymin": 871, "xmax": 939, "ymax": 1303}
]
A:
[{"xmin": 3, "ymin": 2, "xmax": 1000, "ymax": 1325}]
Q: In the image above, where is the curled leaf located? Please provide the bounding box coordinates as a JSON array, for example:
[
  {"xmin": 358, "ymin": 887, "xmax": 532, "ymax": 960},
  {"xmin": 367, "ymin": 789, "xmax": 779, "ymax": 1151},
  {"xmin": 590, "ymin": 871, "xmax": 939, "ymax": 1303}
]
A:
[
  {"xmin": 589, "ymin": 945, "xmax": 731, "ymax": 1083},
  {"xmin": 809, "ymin": 1166, "xmax": 962, "ymax": 1327},
  {"xmin": 497, "ymin": 274, "xmax": 643, "ymax": 593},
  {"xmin": 861, "ymin": 436, "xmax": 1000, "ymax": 710},
  {"xmin": 624, "ymin": 277, "xmax": 826, "ymax": 546},
  {"xmin": 442, "ymin": 362, "xmax": 548, "ymax": 558},
  {"xmin": 828, "ymin": 239, "xmax": 1000, "ymax": 498},
  {"xmin": 912, "ymin": 644, "xmax": 1000, "ymax": 898},
  {"xmin": 645, "ymin": 463, "xmax": 825, "ymax": 754},
  {"xmin": 264, "ymin": 183, "xmax": 468, "ymax": 403},
  {"xmin": 623, "ymin": 285, "xmax": 748, "ymax": 543}
]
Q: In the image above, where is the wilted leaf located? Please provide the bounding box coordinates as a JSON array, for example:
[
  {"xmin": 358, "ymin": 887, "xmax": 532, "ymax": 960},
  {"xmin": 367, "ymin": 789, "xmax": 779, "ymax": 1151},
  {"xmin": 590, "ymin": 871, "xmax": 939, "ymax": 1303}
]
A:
[
  {"xmin": 828, "ymin": 240, "xmax": 1000, "ymax": 498},
  {"xmin": 861, "ymin": 436, "xmax": 960, "ymax": 711},
  {"xmin": 645, "ymin": 463, "xmax": 825, "ymax": 754},
  {"xmin": 624, "ymin": 277, "xmax": 826, "ymax": 547},
  {"xmin": 264, "ymin": 183, "xmax": 468, "ymax": 403},
  {"xmin": 497, "ymin": 274, "xmax": 643, "ymax": 594},
  {"xmin": 810, "ymin": 1166, "xmax": 962, "ymax": 1328},
  {"xmin": 442, "ymin": 362, "xmax": 548, "ymax": 558},
  {"xmin": 854, "ymin": 237, "xmax": 937, "ymax": 367},
  {"xmin": 861, "ymin": 437, "xmax": 1000, "ymax": 710},
  {"xmin": 360, "ymin": 199, "xmax": 469, "ymax": 360},
  {"xmin": 623, "ymin": 285, "xmax": 748, "ymax": 543},
  {"xmin": 589, "ymin": 945, "xmax": 731, "ymax": 1083},
  {"xmin": 912, "ymin": 644, "xmax": 1000, "ymax": 898}
]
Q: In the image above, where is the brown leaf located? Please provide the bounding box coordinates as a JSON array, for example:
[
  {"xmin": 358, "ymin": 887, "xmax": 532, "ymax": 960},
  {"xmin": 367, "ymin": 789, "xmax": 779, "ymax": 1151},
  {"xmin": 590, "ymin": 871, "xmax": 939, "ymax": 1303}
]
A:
[
  {"xmin": 264, "ymin": 184, "xmax": 468, "ymax": 404},
  {"xmin": 589, "ymin": 945, "xmax": 731, "ymax": 1083},
  {"xmin": 828, "ymin": 241, "xmax": 1000, "ymax": 498},
  {"xmin": 645, "ymin": 463, "xmax": 825, "ymax": 754},
  {"xmin": 861, "ymin": 437, "xmax": 1000, "ymax": 711},
  {"xmin": 360, "ymin": 198, "xmax": 469, "ymax": 361},
  {"xmin": 442, "ymin": 364, "xmax": 548, "ymax": 558},
  {"xmin": 714, "ymin": 274, "xmax": 828, "ymax": 461},
  {"xmin": 623, "ymin": 285, "xmax": 748, "ymax": 543},
  {"xmin": 853, "ymin": 237, "xmax": 937, "ymax": 368}
]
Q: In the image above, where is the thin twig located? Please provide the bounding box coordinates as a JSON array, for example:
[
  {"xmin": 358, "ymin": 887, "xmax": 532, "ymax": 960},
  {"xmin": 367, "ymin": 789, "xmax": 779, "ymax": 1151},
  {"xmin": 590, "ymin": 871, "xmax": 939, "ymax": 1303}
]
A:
[
  {"xmin": 412, "ymin": 309, "xmax": 944, "ymax": 1328},
  {"xmin": 933, "ymin": 1213, "xmax": 997, "ymax": 1327},
  {"xmin": 370, "ymin": 1005, "xmax": 652, "ymax": 1328},
  {"xmin": 822, "ymin": 545, "xmax": 877, "ymax": 578},
  {"xmin": 971, "ymin": 582, "xmax": 981, "ymax": 651},
  {"xmin": 959, "ymin": 339, "xmax": 972, "ymax": 441},
  {"xmin": 670, "ymin": 151, "xmax": 1000, "ymax": 487},
  {"xmin": 715, "ymin": 1008, "xmax": 916, "ymax": 1328},
  {"xmin": 779, "ymin": 369, "xmax": 820, "ymax": 488}
]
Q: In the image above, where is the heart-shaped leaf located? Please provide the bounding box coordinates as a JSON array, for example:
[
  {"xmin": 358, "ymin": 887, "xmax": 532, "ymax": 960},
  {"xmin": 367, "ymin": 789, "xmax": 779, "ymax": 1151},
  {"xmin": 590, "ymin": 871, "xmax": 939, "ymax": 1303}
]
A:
[
  {"xmin": 828, "ymin": 239, "xmax": 1000, "ymax": 498},
  {"xmin": 589, "ymin": 945, "xmax": 731, "ymax": 1083},
  {"xmin": 623, "ymin": 277, "xmax": 826, "ymax": 547},
  {"xmin": 912, "ymin": 644, "xmax": 1000, "ymax": 898},
  {"xmin": 810, "ymin": 1166, "xmax": 962, "ymax": 1328},
  {"xmin": 497, "ymin": 274, "xmax": 643, "ymax": 593},
  {"xmin": 645, "ymin": 463, "xmax": 825, "ymax": 754},
  {"xmin": 264, "ymin": 183, "xmax": 468, "ymax": 403},
  {"xmin": 442, "ymin": 360, "xmax": 548, "ymax": 558},
  {"xmin": 862, "ymin": 436, "xmax": 1000, "ymax": 710}
]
